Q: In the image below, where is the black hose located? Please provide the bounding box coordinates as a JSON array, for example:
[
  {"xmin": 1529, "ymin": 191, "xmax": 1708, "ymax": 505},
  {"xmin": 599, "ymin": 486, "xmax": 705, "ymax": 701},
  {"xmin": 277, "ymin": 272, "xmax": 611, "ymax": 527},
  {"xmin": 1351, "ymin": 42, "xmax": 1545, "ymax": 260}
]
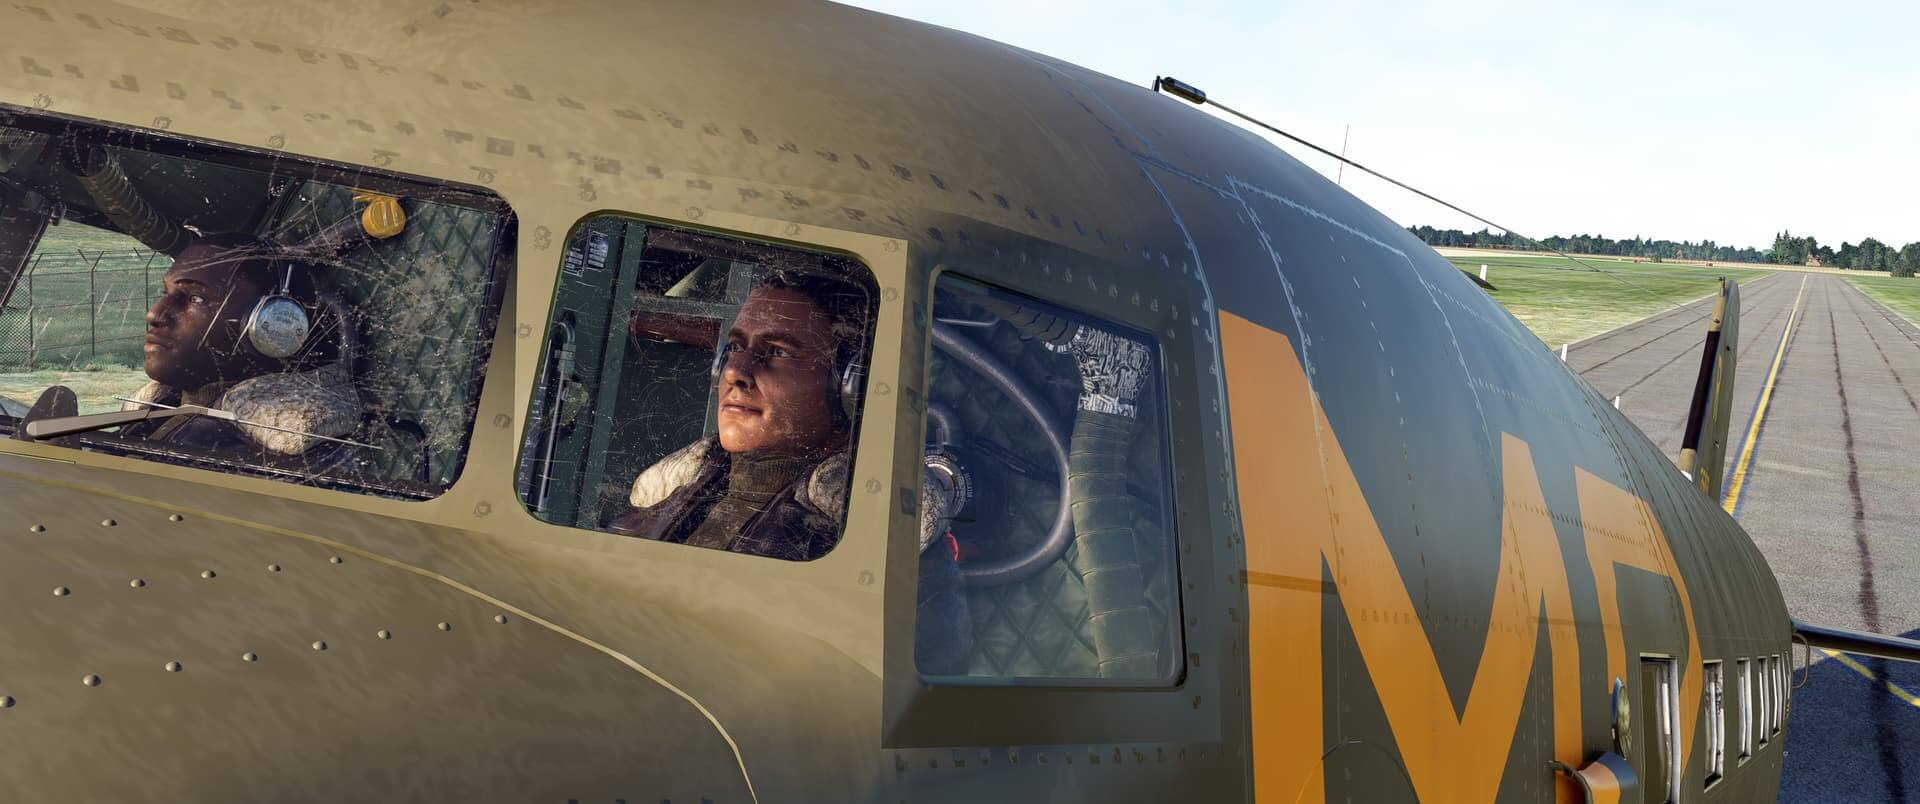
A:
[{"xmin": 66, "ymin": 142, "xmax": 191, "ymax": 256}]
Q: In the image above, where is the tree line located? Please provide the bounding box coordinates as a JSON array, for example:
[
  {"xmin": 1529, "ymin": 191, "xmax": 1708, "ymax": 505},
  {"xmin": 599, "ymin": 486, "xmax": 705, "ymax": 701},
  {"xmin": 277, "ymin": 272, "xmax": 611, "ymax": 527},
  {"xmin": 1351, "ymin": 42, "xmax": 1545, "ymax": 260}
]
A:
[
  {"xmin": 1767, "ymin": 231, "xmax": 1920, "ymax": 276},
  {"xmin": 1408, "ymin": 225, "xmax": 1919, "ymax": 277}
]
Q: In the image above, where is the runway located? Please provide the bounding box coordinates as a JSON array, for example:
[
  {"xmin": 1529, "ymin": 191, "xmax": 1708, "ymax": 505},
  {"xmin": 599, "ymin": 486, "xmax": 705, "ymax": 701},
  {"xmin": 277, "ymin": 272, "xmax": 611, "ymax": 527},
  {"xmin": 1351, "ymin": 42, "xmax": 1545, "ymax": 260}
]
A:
[{"xmin": 1568, "ymin": 272, "xmax": 1920, "ymax": 802}]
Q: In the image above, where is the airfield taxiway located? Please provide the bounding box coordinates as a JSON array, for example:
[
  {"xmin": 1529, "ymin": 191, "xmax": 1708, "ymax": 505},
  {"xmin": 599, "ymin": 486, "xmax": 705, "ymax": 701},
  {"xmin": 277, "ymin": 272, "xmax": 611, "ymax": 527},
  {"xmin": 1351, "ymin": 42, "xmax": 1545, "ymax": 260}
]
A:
[{"xmin": 1567, "ymin": 272, "xmax": 1920, "ymax": 802}]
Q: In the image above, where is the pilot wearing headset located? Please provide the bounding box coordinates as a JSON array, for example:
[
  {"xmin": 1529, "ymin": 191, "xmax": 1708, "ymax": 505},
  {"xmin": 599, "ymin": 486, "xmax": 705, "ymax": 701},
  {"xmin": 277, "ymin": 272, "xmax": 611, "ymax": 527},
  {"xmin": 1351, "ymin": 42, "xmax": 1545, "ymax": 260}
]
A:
[
  {"xmin": 610, "ymin": 270, "xmax": 871, "ymax": 560},
  {"xmin": 121, "ymin": 233, "xmax": 360, "ymax": 459}
]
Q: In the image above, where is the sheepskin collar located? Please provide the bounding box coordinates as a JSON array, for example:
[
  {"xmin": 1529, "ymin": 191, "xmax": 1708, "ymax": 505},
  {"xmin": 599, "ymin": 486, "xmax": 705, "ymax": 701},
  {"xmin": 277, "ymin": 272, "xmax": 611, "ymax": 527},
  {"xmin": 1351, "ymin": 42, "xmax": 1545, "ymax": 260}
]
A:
[
  {"xmin": 630, "ymin": 437, "xmax": 850, "ymax": 519},
  {"xmin": 127, "ymin": 364, "xmax": 360, "ymax": 455}
]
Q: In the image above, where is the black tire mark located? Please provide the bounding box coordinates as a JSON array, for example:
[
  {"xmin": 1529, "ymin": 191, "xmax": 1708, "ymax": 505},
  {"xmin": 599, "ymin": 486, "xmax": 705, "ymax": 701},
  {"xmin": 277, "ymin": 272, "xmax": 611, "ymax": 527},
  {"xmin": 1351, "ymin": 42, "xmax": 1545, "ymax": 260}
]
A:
[
  {"xmin": 1644, "ymin": 281, "xmax": 1798, "ymax": 449},
  {"xmin": 1575, "ymin": 274, "xmax": 1781, "ymax": 372},
  {"xmin": 1618, "ymin": 295, "xmax": 1791, "ymax": 401},
  {"xmin": 1824, "ymin": 281, "xmax": 1905, "ymax": 804},
  {"xmin": 1851, "ymin": 282, "xmax": 1920, "ymax": 353},
  {"xmin": 1838, "ymin": 285, "xmax": 1920, "ymax": 416}
]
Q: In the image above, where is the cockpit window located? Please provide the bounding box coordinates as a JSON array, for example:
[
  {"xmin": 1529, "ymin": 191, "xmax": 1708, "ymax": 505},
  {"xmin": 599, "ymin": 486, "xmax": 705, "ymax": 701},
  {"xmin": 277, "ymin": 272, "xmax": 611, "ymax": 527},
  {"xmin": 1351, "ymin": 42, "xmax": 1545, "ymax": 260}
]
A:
[
  {"xmin": 515, "ymin": 216, "xmax": 876, "ymax": 562},
  {"xmin": 0, "ymin": 108, "xmax": 511, "ymax": 498},
  {"xmin": 913, "ymin": 273, "xmax": 1182, "ymax": 685}
]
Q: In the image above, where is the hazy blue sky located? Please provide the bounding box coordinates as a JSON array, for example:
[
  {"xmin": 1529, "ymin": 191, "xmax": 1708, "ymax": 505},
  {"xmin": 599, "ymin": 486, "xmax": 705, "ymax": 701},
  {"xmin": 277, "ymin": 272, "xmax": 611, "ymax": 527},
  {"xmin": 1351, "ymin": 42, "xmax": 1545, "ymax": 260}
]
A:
[{"xmin": 837, "ymin": 0, "xmax": 1920, "ymax": 250}]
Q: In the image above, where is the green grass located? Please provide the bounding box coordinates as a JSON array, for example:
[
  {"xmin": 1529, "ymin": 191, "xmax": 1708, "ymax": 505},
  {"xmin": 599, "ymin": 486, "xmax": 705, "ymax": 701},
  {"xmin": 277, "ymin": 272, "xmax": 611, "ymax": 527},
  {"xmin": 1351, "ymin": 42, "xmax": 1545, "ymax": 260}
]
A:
[
  {"xmin": 0, "ymin": 222, "xmax": 168, "ymax": 415},
  {"xmin": 1846, "ymin": 275, "xmax": 1920, "ymax": 326},
  {"xmin": 0, "ymin": 365, "xmax": 150, "ymax": 415},
  {"xmin": 1448, "ymin": 255, "xmax": 1771, "ymax": 347}
]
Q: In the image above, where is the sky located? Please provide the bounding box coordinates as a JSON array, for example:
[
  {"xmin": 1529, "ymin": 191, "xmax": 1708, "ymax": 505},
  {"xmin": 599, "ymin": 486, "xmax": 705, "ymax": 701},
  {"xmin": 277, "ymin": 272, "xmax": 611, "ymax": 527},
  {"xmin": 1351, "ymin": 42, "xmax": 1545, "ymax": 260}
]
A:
[{"xmin": 835, "ymin": 0, "xmax": 1920, "ymax": 251}]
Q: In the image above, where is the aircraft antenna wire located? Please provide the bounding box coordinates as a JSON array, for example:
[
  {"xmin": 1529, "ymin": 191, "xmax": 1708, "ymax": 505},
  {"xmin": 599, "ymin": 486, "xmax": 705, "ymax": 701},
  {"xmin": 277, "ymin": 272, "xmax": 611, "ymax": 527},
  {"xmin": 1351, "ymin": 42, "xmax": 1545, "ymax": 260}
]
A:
[{"xmin": 1152, "ymin": 76, "xmax": 1710, "ymax": 322}]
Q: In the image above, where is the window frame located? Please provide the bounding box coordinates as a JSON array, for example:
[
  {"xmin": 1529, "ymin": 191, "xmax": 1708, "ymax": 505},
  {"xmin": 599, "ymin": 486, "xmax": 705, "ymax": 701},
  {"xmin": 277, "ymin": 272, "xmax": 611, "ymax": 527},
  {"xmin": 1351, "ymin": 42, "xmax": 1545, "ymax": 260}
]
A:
[
  {"xmin": 910, "ymin": 270, "xmax": 1185, "ymax": 689},
  {"xmin": 1757, "ymin": 656, "xmax": 1771, "ymax": 747},
  {"xmin": 1736, "ymin": 657, "xmax": 1754, "ymax": 762},
  {"xmin": 0, "ymin": 106, "xmax": 514, "ymax": 501},
  {"xmin": 879, "ymin": 253, "xmax": 1213, "ymax": 752},
  {"xmin": 1703, "ymin": 659, "xmax": 1725, "ymax": 788},
  {"xmin": 510, "ymin": 214, "xmax": 881, "ymax": 558}
]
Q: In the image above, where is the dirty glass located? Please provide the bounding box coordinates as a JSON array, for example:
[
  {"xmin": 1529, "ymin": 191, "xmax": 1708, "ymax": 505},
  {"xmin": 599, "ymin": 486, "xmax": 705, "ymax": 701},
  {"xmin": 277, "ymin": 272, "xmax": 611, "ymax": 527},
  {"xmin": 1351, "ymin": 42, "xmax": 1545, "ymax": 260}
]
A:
[
  {"xmin": 0, "ymin": 108, "xmax": 511, "ymax": 498},
  {"xmin": 516, "ymin": 217, "xmax": 876, "ymax": 563},
  {"xmin": 913, "ymin": 273, "xmax": 1181, "ymax": 685}
]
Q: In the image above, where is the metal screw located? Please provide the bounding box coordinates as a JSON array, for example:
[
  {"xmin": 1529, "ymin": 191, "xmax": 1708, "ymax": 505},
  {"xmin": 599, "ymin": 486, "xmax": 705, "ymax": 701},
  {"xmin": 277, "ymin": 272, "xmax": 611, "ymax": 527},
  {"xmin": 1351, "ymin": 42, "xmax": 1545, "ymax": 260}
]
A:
[
  {"xmin": 28, "ymin": 525, "xmax": 44, "ymax": 533},
  {"xmin": 164, "ymin": 661, "xmax": 181, "ymax": 673},
  {"xmin": 201, "ymin": 570, "xmax": 216, "ymax": 579},
  {"xmin": 376, "ymin": 629, "xmax": 392, "ymax": 640},
  {"xmin": 267, "ymin": 564, "xmax": 281, "ymax": 572},
  {"xmin": 312, "ymin": 641, "xmax": 327, "ymax": 651},
  {"xmin": 437, "ymin": 622, "xmax": 451, "ymax": 632},
  {"xmin": 242, "ymin": 652, "xmax": 258, "ymax": 662},
  {"xmin": 168, "ymin": 514, "xmax": 184, "ymax": 522},
  {"xmin": 53, "ymin": 587, "xmax": 69, "ymax": 597},
  {"xmin": 493, "ymin": 614, "xmax": 508, "ymax": 624},
  {"xmin": 329, "ymin": 556, "xmax": 343, "ymax": 565},
  {"xmin": 0, "ymin": 695, "xmax": 13, "ymax": 708},
  {"xmin": 82, "ymin": 674, "xmax": 101, "ymax": 687},
  {"xmin": 101, "ymin": 519, "xmax": 116, "ymax": 527},
  {"xmin": 129, "ymin": 578, "xmax": 145, "ymax": 588}
]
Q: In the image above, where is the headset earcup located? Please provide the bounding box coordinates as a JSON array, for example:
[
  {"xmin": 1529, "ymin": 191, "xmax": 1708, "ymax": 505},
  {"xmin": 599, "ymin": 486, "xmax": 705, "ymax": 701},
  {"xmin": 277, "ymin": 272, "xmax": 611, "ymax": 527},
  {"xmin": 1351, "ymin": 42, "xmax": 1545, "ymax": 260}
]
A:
[{"xmin": 245, "ymin": 296, "xmax": 312, "ymax": 360}]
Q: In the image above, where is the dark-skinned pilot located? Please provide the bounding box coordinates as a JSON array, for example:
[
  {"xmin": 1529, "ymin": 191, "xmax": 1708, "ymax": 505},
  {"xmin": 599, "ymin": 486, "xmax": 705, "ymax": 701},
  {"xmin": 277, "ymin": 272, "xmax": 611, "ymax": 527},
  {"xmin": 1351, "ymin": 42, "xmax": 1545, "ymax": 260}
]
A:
[
  {"xmin": 120, "ymin": 233, "xmax": 360, "ymax": 461},
  {"xmin": 612, "ymin": 270, "xmax": 974, "ymax": 672}
]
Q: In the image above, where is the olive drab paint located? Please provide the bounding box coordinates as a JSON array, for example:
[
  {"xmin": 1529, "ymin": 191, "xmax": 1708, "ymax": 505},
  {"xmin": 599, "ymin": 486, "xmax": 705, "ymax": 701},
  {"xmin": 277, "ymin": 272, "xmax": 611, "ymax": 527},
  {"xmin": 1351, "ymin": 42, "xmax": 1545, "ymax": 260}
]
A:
[{"xmin": 0, "ymin": 0, "xmax": 1799, "ymax": 801}]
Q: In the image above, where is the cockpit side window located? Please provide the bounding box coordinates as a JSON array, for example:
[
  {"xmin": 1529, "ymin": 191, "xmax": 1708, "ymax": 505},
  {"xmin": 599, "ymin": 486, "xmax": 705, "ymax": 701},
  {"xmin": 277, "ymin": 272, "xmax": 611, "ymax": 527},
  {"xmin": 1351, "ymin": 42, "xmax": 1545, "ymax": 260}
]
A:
[
  {"xmin": 515, "ymin": 216, "xmax": 877, "ymax": 562},
  {"xmin": 0, "ymin": 107, "xmax": 511, "ymax": 498},
  {"xmin": 912, "ymin": 273, "xmax": 1183, "ymax": 686}
]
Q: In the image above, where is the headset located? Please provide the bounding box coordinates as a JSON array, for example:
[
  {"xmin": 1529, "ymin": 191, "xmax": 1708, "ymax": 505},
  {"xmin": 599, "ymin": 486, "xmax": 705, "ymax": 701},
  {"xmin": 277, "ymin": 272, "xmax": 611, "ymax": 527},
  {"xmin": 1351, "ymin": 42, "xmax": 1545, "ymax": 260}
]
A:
[
  {"xmin": 237, "ymin": 263, "xmax": 313, "ymax": 361},
  {"xmin": 710, "ymin": 338, "xmax": 866, "ymax": 422}
]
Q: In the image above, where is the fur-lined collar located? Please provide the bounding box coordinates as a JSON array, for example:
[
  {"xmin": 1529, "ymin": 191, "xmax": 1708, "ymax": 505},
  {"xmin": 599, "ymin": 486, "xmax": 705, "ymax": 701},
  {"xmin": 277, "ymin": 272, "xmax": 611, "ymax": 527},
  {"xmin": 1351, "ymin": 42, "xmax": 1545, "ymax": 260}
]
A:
[
  {"xmin": 126, "ymin": 364, "xmax": 360, "ymax": 455},
  {"xmin": 630, "ymin": 437, "xmax": 850, "ymax": 519}
]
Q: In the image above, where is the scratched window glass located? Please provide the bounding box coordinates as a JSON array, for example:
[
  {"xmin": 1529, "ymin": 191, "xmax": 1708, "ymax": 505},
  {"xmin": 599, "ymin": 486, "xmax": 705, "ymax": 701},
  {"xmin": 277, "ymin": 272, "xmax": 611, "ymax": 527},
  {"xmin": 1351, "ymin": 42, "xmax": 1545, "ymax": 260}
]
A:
[
  {"xmin": 0, "ymin": 108, "xmax": 511, "ymax": 497},
  {"xmin": 516, "ymin": 218, "xmax": 876, "ymax": 562},
  {"xmin": 913, "ymin": 274, "xmax": 1182, "ymax": 684}
]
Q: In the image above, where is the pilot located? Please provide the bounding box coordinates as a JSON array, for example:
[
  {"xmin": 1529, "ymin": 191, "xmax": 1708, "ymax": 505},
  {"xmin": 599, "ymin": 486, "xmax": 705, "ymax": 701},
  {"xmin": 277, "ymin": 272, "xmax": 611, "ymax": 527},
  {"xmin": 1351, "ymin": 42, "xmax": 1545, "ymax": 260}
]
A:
[
  {"xmin": 610, "ymin": 270, "xmax": 867, "ymax": 559},
  {"xmin": 120, "ymin": 233, "xmax": 360, "ymax": 460},
  {"xmin": 614, "ymin": 269, "xmax": 973, "ymax": 671}
]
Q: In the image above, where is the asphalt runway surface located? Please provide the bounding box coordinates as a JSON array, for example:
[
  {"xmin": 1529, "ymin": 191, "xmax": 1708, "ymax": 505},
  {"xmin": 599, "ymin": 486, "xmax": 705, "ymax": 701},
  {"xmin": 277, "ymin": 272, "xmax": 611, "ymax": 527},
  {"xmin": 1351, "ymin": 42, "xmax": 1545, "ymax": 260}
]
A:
[{"xmin": 1569, "ymin": 272, "xmax": 1920, "ymax": 802}]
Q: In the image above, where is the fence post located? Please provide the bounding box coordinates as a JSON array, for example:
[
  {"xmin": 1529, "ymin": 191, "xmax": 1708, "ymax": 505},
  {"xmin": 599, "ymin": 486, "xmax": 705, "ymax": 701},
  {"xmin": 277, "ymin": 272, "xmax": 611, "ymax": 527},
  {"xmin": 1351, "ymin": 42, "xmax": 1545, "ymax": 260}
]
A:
[{"xmin": 88, "ymin": 248, "xmax": 104, "ymax": 363}]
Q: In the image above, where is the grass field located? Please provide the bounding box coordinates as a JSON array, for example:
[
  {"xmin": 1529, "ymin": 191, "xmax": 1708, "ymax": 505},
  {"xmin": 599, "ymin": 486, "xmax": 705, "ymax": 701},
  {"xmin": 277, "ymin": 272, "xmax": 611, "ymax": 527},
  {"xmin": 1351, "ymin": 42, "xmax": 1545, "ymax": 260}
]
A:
[
  {"xmin": 1446, "ymin": 254, "xmax": 1770, "ymax": 347},
  {"xmin": 0, "ymin": 222, "xmax": 168, "ymax": 413},
  {"xmin": 1845, "ymin": 275, "xmax": 1920, "ymax": 325}
]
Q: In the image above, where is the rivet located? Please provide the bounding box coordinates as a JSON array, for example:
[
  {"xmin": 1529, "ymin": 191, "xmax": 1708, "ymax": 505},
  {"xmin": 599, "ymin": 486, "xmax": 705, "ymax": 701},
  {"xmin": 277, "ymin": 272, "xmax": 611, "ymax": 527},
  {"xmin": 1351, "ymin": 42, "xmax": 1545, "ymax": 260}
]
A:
[
  {"xmin": 376, "ymin": 629, "xmax": 392, "ymax": 640},
  {"xmin": 0, "ymin": 695, "xmax": 13, "ymax": 708},
  {"xmin": 312, "ymin": 641, "xmax": 327, "ymax": 651},
  {"xmin": 242, "ymin": 652, "xmax": 258, "ymax": 662},
  {"xmin": 201, "ymin": 570, "xmax": 216, "ymax": 579},
  {"xmin": 267, "ymin": 564, "xmax": 281, "ymax": 572},
  {"xmin": 129, "ymin": 578, "xmax": 146, "ymax": 588},
  {"xmin": 168, "ymin": 514, "xmax": 184, "ymax": 522},
  {"xmin": 493, "ymin": 614, "xmax": 508, "ymax": 624},
  {"xmin": 100, "ymin": 519, "xmax": 116, "ymax": 527},
  {"xmin": 82, "ymin": 674, "xmax": 101, "ymax": 687},
  {"xmin": 27, "ymin": 525, "xmax": 44, "ymax": 533},
  {"xmin": 329, "ymin": 556, "xmax": 343, "ymax": 565},
  {"xmin": 53, "ymin": 586, "xmax": 69, "ymax": 597},
  {"xmin": 164, "ymin": 661, "xmax": 181, "ymax": 673},
  {"xmin": 437, "ymin": 622, "xmax": 451, "ymax": 632}
]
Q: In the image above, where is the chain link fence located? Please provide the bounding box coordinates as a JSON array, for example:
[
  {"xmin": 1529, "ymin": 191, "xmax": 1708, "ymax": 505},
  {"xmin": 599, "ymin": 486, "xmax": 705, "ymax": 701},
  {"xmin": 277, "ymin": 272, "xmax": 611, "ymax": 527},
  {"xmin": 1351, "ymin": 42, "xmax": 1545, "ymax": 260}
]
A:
[{"xmin": 0, "ymin": 247, "xmax": 169, "ymax": 370}]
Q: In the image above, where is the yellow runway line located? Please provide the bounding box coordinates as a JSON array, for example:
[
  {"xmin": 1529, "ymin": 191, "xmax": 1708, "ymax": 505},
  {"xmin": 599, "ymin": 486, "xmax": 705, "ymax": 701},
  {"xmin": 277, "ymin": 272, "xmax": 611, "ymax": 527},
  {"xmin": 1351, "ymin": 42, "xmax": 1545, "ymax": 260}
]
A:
[
  {"xmin": 1820, "ymin": 649, "xmax": 1920, "ymax": 708},
  {"xmin": 1723, "ymin": 274, "xmax": 1809, "ymax": 514}
]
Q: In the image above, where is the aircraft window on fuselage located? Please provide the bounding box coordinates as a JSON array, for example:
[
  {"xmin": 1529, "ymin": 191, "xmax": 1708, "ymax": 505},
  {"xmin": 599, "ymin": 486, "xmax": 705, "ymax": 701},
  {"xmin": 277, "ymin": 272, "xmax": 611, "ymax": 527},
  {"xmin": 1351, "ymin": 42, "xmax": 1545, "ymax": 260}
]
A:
[
  {"xmin": 1772, "ymin": 654, "xmax": 1785, "ymax": 733},
  {"xmin": 910, "ymin": 273, "xmax": 1182, "ymax": 685},
  {"xmin": 1736, "ymin": 658, "xmax": 1753, "ymax": 760},
  {"xmin": 514, "ymin": 218, "xmax": 877, "ymax": 563},
  {"xmin": 0, "ymin": 110, "xmax": 511, "ymax": 498},
  {"xmin": 1704, "ymin": 660, "xmax": 1725, "ymax": 786},
  {"xmin": 1757, "ymin": 656, "xmax": 1771, "ymax": 746}
]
